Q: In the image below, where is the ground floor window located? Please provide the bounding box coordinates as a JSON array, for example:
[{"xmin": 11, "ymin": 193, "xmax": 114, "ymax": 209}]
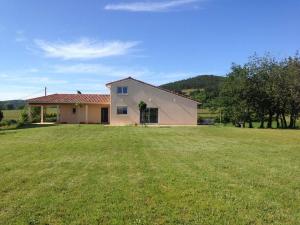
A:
[
  {"xmin": 117, "ymin": 106, "xmax": 128, "ymax": 115},
  {"xmin": 140, "ymin": 108, "xmax": 158, "ymax": 123}
]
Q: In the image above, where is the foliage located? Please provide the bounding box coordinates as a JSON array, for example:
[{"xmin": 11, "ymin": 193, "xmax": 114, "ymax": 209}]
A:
[
  {"xmin": 217, "ymin": 53, "xmax": 300, "ymax": 129},
  {"xmin": 138, "ymin": 101, "xmax": 147, "ymax": 124},
  {"xmin": 30, "ymin": 107, "xmax": 41, "ymax": 123},
  {"xmin": 161, "ymin": 75, "xmax": 225, "ymax": 91},
  {"xmin": 20, "ymin": 109, "xmax": 29, "ymax": 123},
  {"xmin": 0, "ymin": 100, "xmax": 25, "ymax": 110},
  {"xmin": 161, "ymin": 75, "xmax": 225, "ymax": 106},
  {"xmin": 45, "ymin": 113, "xmax": 57, "ymax": 122},
  {"xmin": 0, "ymin": 119, "xmax": 17, "ymax": 127}
]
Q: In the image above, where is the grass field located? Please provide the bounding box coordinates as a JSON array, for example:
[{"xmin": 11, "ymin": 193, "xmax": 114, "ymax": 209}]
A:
[
  {"xmin": 0, "ymin": 125, "xmax": 299, "ymax": 225},
  {"xmin": 2, "ymin": 108, "xmax": 57, "ymax": 121},
  {"xmin": 2, "ymin": 110, "xmax": 22, "ymax": 121}
]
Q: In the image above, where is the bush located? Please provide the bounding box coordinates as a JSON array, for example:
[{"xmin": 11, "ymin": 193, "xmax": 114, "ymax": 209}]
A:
[
  {"xmin": 20, "ymin": 110, "xmax": 29, "ymax": 123},
  {"xmin": 16, "ymin": 121, "xmax": 25, "ymax": 128},
  {"xmin": 45, "ymin": 113, "xmax": 57, "ymax": 122},
  {"xmin": 30, "ymin": 107, "xmax": 41, "ymax": 122},
  {"xmin": 0, "ymin": 119, "xmax": 17, "ymax": 127}
]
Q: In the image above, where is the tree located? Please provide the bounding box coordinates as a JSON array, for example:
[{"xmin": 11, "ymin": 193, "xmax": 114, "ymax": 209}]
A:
[
  {"xmin": 219, "ymin": 64, "xmax": 252, "ymax": 127},
  {"xmin": 0, "ymin": 110, "xmax": 3, "ymax": 122},
  {"xmin": 138, "ymin": 101, "xmax": 147, "ymax": 124},
  {"xmin": 20, "ymin": 110, "xmax": 29, "ymax": 123},
  {"xmin": 6, "ymin": 104, "xmax": 15, "ymax": 110},
  {"xmin": 30, "ymin": 107, "xmax": 41, "ymax": 123},
  {"xmin": 284, "ymin": 54, "xmax": 300, "ymax": 128}
]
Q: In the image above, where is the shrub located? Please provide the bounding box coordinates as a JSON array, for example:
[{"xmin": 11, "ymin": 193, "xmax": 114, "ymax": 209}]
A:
[
  {"xmin": 16, "ymin": 121, "xmax": 25, "ymax": 128},
  {"xmin": 20, "ymin": 110, "xmax": 29, "ymax": 123},
  {"xmin": 30, "ymin": 107, "xmax": 41, "ymax": 122},
  {"xmin": 0, "ymin": 119, "xmax": 17, "ymax": 127}
]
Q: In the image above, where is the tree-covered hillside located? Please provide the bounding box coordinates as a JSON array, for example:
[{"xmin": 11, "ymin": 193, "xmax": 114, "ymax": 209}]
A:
[
  {"xmin": 160, "ymin": 75, "xmax": 225, "ymax": 106},
  {"xmin": 0, "ymin": 100, "xmax": 25, "ymax": 110},
  {"xmin": 161, "ymin": 75, "xmax": 225, "ymax": 91}
]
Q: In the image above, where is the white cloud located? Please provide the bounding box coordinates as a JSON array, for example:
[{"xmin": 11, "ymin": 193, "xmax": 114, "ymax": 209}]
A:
[
  {"xmin": 104, "ymin": 0, "xmax": 200, "ymax": 12},
  {"xmin": 35, "ymin": 38, "xmax": 140, "ymax": 60},
  {"xmin": 52, "ymin": 63, "xmax": 145, "ymax": 77},
  {"xmin": 0, "ymin": 72, "xmax": 67, "ymax": 85},
  {"xmin": 51, "ymin": 63, "xmax": 204, "ymax": 84}
]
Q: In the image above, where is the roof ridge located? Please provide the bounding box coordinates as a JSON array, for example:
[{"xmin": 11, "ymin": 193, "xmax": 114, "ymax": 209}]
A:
[{"xmin": 106, "ymin": 76, "xmax": 200, "ymax": 103}]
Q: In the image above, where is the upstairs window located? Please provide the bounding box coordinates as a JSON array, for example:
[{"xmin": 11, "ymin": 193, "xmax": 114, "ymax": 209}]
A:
[
  {"xmin": 117, "ymin": 86, "xmax": 128, "ymax": 95},
  {"xmin": 117, "ymin": 106, "xmax": 128, "ymax": 115}
]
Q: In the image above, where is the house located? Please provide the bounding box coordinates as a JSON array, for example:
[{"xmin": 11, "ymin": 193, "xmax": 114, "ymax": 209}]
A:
[{"xmin": 27, "ymin": 77, "xmax": 199, "ymax": 125}]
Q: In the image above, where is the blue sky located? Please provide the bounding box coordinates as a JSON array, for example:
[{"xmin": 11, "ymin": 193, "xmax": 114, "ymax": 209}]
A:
[{"xmin": 0, "ymin": 0, "xmax": 299, "ymax": 100}]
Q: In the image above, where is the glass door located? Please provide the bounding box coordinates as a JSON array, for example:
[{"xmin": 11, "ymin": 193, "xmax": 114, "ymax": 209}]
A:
[{"xmin": 140, "ymin": 108, "xmax": 158, "ymax": 124}]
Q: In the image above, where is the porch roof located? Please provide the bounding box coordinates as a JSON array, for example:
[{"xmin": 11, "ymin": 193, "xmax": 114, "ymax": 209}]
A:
[{"xmin": 27, "ymin": 94, "xmax": 110, "ymax": 105}]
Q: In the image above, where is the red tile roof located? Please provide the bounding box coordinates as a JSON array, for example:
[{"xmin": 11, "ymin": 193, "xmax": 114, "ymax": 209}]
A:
[{"xmin": 27, "ymin": 94, "xmax": 110, "ymax": 104}]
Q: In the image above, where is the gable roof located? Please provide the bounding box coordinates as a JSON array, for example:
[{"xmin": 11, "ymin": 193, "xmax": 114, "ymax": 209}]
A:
[
  {"xmin": 106, "ymin": 76, "xmax": 200, "ymax": 104},
  {"xmin": 27, "ymin": 94, "xmax": 110, "ymax": 104}
]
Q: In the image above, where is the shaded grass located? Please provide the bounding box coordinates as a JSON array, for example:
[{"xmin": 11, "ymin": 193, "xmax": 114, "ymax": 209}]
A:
[{"xmin": 0, "ymin": 125, "xmax": 299, "ymax": 224}]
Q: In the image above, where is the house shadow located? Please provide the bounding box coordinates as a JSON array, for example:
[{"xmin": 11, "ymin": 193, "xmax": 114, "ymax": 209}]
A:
[
  {"xmin": 17, "ymin": 123, "xmax": 56, "ymax": 130},
  {"xmin": 0, "ymin": 123, "xmax": 56, "ymax": 132}
]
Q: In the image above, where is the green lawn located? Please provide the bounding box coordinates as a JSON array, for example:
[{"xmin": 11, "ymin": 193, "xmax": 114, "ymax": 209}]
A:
[{"xmin": 0, "ymin": 125, "xmax": 299, "ymax": 225}]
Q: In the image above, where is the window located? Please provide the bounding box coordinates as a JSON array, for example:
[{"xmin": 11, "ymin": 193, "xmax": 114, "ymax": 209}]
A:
[
  {"xmin": 117, "ymin": 86, "xmax": 128, "ymax": 95},
  {"xmin": 72, "ymin": 108, "xmax": 76, "ymax": 114},
  {"xmin": 117, "ymin": 106, "xmax": 128, "ymax": 115}
]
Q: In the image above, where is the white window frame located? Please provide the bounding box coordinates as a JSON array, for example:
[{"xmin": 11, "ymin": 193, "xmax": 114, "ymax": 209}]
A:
[
  {"xmin": 117, "ymin": 86, "xmax": 128, "ymax": 95},
  {"xmin": 116, "ymin": 106, "xmax": 128, "ymax": 115}
]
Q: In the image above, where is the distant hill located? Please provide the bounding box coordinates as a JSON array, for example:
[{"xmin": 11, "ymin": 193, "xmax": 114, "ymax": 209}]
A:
[
  {"xmin": 160, "ymin": 75, "xmax": 225, "ymax": 92},
  {"xmin": 0, "ymin": 100, "xmax": 26, "ymax": 110},
  {"xmin": 0, "ymin": 75, "xmax": 224, "ymax": 110},
  {"xmin": 160, "ymin": 75, "xmax": 225, "ymax": 106}
]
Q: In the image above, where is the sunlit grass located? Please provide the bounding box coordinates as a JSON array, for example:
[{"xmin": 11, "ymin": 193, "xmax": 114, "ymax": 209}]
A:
[{"xmin": 0, "ymin": 125, "xmax": 299, "ymax": 224}]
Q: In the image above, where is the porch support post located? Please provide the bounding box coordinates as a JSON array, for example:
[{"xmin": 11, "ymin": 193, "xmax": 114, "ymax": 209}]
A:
[
  {"xmin": 56, "ymin": 105, "xmax": 60, "ymax": 123},
  {"xmin": 41, "ymin": 105, "xmax": 44, "ymax": 124},
  {"xmin": 85, "ymin": 104, "xmax": 88, "ymax": 124}
]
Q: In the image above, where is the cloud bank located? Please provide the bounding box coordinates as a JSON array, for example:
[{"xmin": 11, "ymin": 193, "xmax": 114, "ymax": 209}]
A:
[
  {"xmin": 104, "ymin": 0, "xmax": 199, "ymax": 12},
  {"xmin": 35, "ymin": 38, "xmax": 139, "ymax": 60}
]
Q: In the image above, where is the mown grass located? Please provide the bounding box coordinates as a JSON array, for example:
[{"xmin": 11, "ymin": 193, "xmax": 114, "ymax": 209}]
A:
[{"xmin": 0, "ymin": 125, "xmax": 299, "ymax": 225}]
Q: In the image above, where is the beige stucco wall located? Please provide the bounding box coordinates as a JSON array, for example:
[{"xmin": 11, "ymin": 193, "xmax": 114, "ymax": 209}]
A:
[
  {"xmin": 59, "ymin": 104, "xmax": 109, "ymax": 124},
  {"xmin": 109, "ymin": 79, "xmax": 198, "ymax": 125}
]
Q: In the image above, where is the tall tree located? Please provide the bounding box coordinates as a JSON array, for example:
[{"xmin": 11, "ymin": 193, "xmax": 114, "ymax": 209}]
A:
[
  {"xmin": 285, "ymin": 54, "xmax": 300, "ymax": 128},
  {"xmin": 219, "ymin": 64, "xmax": 252, "ymax": 127}
]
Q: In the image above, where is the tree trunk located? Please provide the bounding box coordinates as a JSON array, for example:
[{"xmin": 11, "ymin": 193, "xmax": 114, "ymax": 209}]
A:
[
  {"xmin": 282, "ymin": 112, "xmax": 287, "ymax": 128},
  {"xmin": 259, "ymin": 119, "xmax": 264, "ymax": 128},
  {"xmin": 276, "ymin": 113, "xmax": 280, "ymax": 128},
  {"xmin": 247, "ymin": 109, "xmax": 253, "ymax": 128},
  {"xmin": 259, "ymin": 113, "xmax": 264, "ymax": 128},
  {"xmin": 248, "ymin": 118, "xmax": 253, "ymax": 128},
  {"xmin": 267, "ymin": 111, "xmax": 273, "ymax": 128},
  {"xmin": 289, "ymin": 114, "xmax": 295, "ymax": 129}
]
